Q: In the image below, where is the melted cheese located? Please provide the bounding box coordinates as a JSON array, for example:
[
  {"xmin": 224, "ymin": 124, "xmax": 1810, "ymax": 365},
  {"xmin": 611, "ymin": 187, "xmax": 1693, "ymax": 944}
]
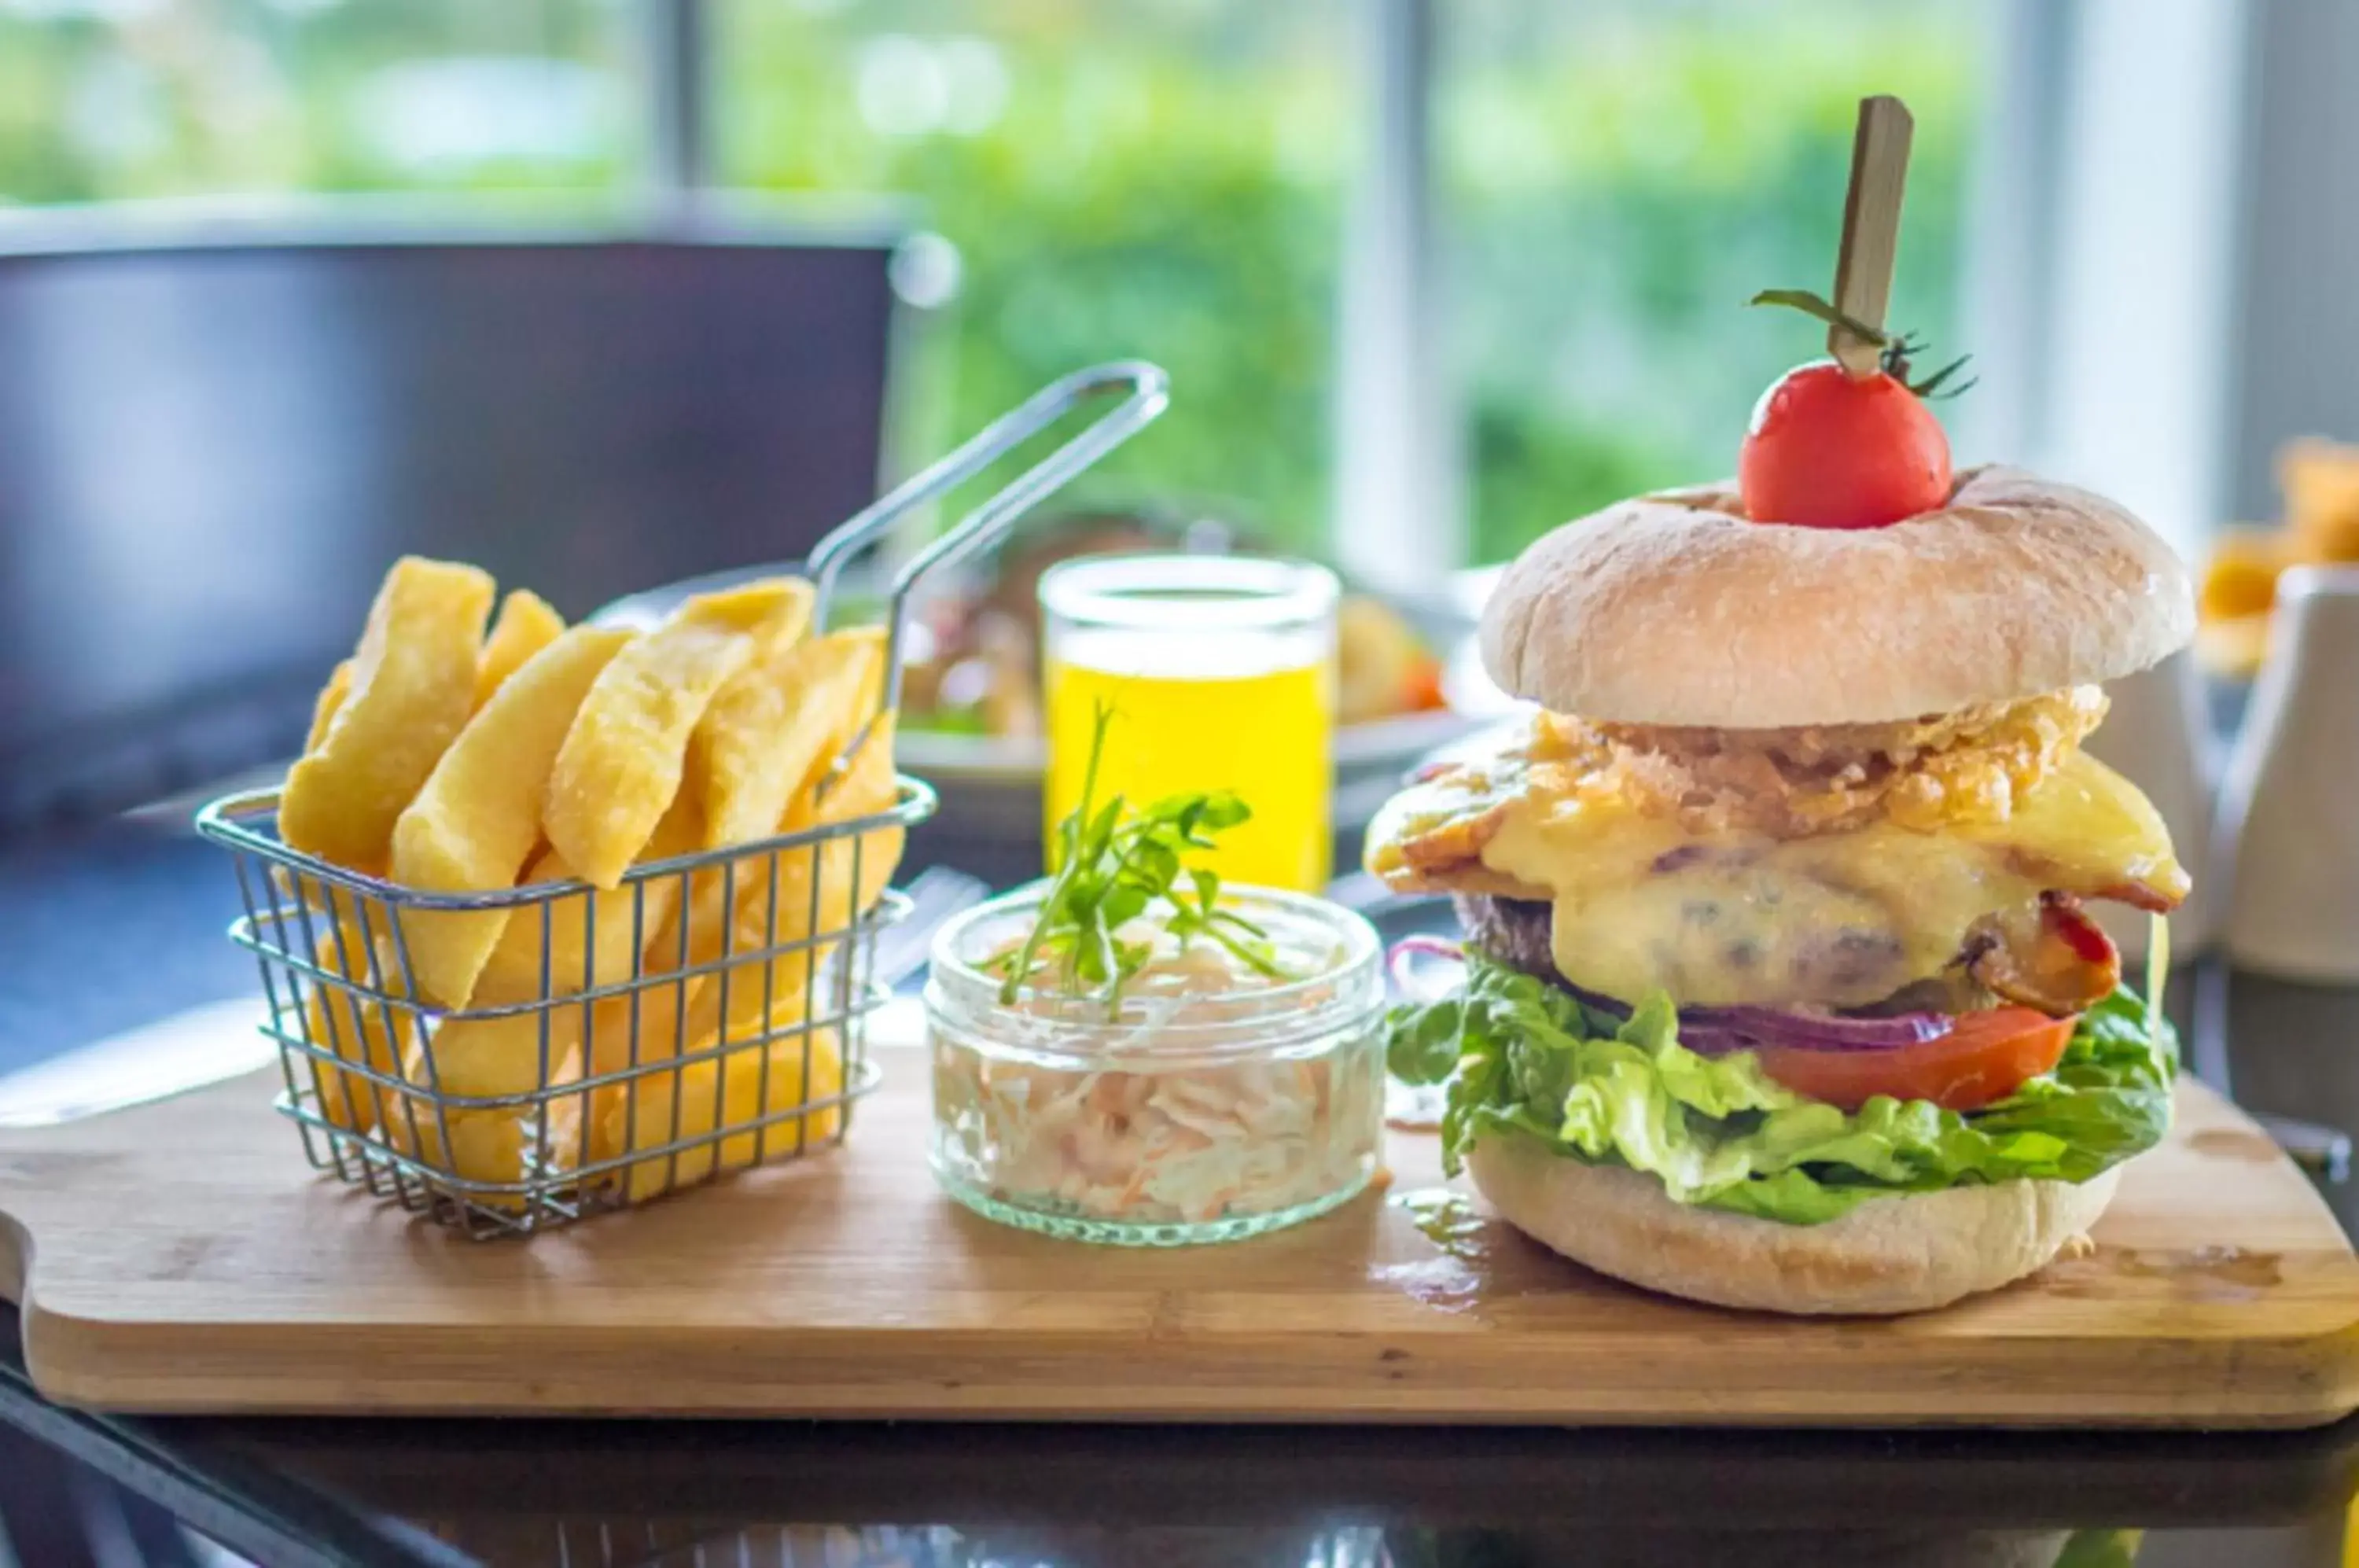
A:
[{"xmin": 1374, "ymin": 746, "xmax": 2185, "ymax": 1010}]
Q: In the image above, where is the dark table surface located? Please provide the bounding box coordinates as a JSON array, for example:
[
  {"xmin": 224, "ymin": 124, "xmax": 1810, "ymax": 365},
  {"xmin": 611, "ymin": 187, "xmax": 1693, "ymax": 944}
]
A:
[
  {"xmin": 6, "ymin": 1294, "xmax": 2355, "ymax": 1567},
  {"xmin": 0, "ymin": 820, "xmax": 252, "ymax": 1074},
  {"xmin": 2, "ymin": 820, "xmax": 2357, "ymax": 1567}
]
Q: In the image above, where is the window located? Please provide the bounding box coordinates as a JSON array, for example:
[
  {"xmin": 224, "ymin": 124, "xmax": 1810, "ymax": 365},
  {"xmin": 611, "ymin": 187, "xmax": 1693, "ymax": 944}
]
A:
[
  {"xmin": 2, "ymin": 0, "xmax": 1999, "ymax": 569},
  {"xmin": 1437, "ymin": 0, "xmax": 1985, "ymax": 561},
  {"xmin": 0, "ymin": 0, "xmax": 635, "ymax": 203},
  {"xmin": 715, "ymin": 0, "xmax": 1355, "ymax": 557}
]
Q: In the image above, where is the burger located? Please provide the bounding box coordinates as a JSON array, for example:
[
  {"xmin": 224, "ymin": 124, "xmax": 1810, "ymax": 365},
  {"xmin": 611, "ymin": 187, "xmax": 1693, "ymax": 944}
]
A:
[{"xmin": 1370, "ymin": 461, "xmax": 2195, "ymax": 1315}]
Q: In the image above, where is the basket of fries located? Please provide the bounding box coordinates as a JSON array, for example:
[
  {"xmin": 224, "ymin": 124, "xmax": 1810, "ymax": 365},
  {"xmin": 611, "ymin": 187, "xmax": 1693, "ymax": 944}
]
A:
[{"xmin": 196, "ymin": 362, "xmax": 1169, "ymax": 1236}]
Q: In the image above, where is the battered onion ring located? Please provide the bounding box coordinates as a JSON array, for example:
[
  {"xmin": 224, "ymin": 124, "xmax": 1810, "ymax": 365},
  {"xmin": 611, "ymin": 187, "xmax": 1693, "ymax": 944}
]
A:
[{"xmin": 1536, "ymin": 686, "xmax": 2109, "ymax": 835}]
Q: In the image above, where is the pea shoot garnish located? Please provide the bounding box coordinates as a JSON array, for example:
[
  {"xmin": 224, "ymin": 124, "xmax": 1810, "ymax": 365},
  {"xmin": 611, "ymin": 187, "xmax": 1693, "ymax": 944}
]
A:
[{"xmin": 992, "ymin": 701, "xmax": 1287, "ymax": 1013}]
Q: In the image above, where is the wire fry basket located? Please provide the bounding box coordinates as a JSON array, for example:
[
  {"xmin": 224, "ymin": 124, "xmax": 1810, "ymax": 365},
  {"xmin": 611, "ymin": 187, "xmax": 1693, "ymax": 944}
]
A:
[{"xmin": 196, "ymin": 361, "xmax": 1170, "ymax": 1238}]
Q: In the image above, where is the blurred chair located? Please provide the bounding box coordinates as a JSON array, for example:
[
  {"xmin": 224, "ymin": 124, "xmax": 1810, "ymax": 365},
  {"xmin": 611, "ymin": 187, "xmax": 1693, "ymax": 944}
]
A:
[{"xmin": 0, "ymin": 205, "xmax": 911, "ymax": 835}]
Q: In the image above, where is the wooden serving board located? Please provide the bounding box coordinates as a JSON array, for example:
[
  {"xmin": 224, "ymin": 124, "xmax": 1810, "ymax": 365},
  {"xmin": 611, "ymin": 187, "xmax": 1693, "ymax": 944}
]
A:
[{"xmin": 2, "ymin": 1011, "xmax": 2355, "ymax": 1427}]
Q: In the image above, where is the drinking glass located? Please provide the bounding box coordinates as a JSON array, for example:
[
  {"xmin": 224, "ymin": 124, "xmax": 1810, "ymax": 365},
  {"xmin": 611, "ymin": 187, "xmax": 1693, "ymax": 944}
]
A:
[{"xmin": 1039, "ymin": 554, "xmax": 1338, "ymax": 892}]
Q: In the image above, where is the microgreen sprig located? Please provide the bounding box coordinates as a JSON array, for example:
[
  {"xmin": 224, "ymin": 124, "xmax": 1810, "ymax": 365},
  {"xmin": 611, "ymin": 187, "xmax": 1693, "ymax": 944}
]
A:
[{"xmin": 992, "ymin": 700, "xmax": 1287, "ymax": 1014}]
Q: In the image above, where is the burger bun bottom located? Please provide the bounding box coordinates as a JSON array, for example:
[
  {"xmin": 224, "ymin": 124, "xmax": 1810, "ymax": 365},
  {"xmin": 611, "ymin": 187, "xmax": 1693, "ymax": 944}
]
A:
[{"xmin": 1465, "ymin": 1135, "xmax": 2122, "ymax": 1316}]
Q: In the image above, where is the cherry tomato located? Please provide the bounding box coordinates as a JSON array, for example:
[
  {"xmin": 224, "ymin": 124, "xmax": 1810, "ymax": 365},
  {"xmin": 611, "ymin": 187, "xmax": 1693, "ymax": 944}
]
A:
[
  {"xmin": 1399, "ymin": 654, "xmax": 1447, "ymax": 713},
  {"xmin": 1756, "ymin": 1008, "xmax": 2077, "ymax": 1113},
  {"xmin": 1738, "ymin": 360, "xmax": 1953, "ymax": 529}
]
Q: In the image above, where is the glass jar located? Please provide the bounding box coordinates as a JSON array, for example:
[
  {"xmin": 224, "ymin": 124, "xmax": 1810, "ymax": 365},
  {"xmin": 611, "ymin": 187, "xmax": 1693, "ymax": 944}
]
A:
[
  {"xmin": 1039, "ymin": 554, "xmax": 1339, "ymax": 892},
  {"xmin": 925, "ymin": 883, "xmax": 1385, "ymax": 1246}
]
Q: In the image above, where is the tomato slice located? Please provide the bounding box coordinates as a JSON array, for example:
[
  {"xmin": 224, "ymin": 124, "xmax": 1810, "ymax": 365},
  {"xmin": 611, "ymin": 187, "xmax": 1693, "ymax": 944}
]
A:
[{"xmin": 1756, "ymin": 1008, "xmax": 2077, "ymax": 1113}]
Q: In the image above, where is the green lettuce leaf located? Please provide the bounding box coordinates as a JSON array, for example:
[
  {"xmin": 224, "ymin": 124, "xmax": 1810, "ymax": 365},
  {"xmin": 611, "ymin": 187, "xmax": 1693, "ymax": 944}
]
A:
[{"xmin": 1384, "ymin": 958, "xmax": 2177, "ymax": 1226}]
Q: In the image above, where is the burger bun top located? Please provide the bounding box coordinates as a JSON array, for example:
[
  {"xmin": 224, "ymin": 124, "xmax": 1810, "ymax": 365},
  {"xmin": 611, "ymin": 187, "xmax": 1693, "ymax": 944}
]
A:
[{"xmin": 1478, "ymin": 466, "xmax": 2194, "ymax": 728}]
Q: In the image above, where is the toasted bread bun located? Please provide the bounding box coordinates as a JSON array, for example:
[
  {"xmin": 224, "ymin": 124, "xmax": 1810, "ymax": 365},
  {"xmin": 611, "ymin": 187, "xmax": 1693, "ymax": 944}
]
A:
[
  {"xmin": 1479, "ymin": 466, "xmax": 2193, "ymax": 727},
  {"xmin": 1466, "ymin": 1134, "xmax": 2122, "ymax": 1316}
]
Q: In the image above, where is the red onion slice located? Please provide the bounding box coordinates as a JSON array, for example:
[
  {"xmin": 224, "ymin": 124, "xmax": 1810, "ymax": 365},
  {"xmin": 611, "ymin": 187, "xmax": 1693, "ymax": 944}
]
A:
[
  {"xmin": 1681, "ymin": 1004, "xmax": 1955, "ymax": 1053},
  {"xmin": 1394, "ymin": 938, "xmax": 1956, "ymax": 1054},
  {"xmin": 1386, "ymin": 937, "xmax": 1467, "ymax": 1003},
  {"xmin": 1548, "ymin": 978, "xmax": 1950, "ymax": 1053}
]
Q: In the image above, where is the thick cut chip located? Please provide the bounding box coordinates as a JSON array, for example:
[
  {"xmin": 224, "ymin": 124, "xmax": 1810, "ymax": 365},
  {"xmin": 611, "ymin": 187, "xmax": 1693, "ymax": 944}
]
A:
[
  {"xmin": 650, "ymin": 712, "xmax": 904, "ymax": 1029},
  {"xmin": 472, "ymin": 791, "xmax": 701, "ymax": 1005},
  {"xmin": 473, "ymin": 589, "xmax": 566, "ymax": 712},
  {"xmin": 388, "ymin": 1091, "xmax": 579, "ymax": 1211},
  {"xmin": 389, "ymin": 626, "xmax": 634, "ymax": 1006},
  {"xmin": 583, "ymin": 715, "xmax": 898, "ymax": 1070},
  {"xmin": 543, "ymin": 579, "xmax": 811, "ymax": 889},
  {"xmin": 299, "ymin": 910, "xmax": 411, "ymax": 1134},
  {"xmin": 387, "ymin": 1013, "xmax": 587, "ymax": 1209},
  {"xmin": 748, "ymin": 580, "xmax": 816, "ymax": 660},
  {"xmin": 281, "ymin": 558, "xmax": 495, "ymax": 870},
  {"xmin": 304, "ymin": 662, "xmax": 353, "ymax": 753},
  {"xmin": 406, "ymin": 1005, "xmax": 587, "ymax": 1101},
  {"xmin": 583, "ymin": 934, "xmax": 813, "ymax": 1088},
  {"xmin": 694, "ymin": 626, "xmax": 887, "ymax": 850},
  {"xmin": 590, "ymin": 1005, "xmax": 845, "ymax": 1203},
  {"xmin": 735, "ymin": 711, "xmax": 904, "ymax": 1005},
  {"xmin": 586, "ymin": 971, "xmax": 709, "ymax": 1077},
  {"xmin": 777, "ymin": 705, "xmax": 906, "ymax": 907},
  {"xmin": 801, "ymin": 648, "xmax": 894, "ymax": 803},
  {"xmin": 577, "ymin": 710, "xmax": 899, "ymax": 1150}
]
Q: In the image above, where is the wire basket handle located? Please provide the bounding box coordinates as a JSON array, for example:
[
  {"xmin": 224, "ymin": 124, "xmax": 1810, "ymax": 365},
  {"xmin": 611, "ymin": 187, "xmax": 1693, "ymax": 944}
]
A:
[{"xmin": 808, "ymin": 359, "xmax": 1170, "ymax": 788}]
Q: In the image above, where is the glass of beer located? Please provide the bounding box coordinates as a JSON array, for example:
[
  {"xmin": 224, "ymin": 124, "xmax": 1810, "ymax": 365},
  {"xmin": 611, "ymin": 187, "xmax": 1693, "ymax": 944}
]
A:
[{"xmin": 1040, "ymin": 554, "xmax": 1338, "ymax": 892}]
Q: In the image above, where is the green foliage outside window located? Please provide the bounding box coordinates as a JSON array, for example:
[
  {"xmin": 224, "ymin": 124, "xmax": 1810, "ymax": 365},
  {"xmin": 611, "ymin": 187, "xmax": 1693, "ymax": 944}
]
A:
[{"xmin": 1, "ymin": 1, "xmax": 1976, "ymax": 565}]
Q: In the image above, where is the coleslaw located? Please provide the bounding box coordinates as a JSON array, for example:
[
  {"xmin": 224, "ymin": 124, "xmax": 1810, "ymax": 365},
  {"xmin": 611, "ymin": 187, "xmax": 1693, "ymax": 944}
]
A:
[{"xmin": 926, "ymin": 885, "xmax": 1385, "ymax": 1244}]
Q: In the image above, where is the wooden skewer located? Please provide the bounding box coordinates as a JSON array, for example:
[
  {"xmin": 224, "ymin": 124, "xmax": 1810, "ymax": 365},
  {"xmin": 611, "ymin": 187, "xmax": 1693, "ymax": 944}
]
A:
[{"xmin": 1828, "ymin": 94, "xmax": 1914, "ymax": 377}]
